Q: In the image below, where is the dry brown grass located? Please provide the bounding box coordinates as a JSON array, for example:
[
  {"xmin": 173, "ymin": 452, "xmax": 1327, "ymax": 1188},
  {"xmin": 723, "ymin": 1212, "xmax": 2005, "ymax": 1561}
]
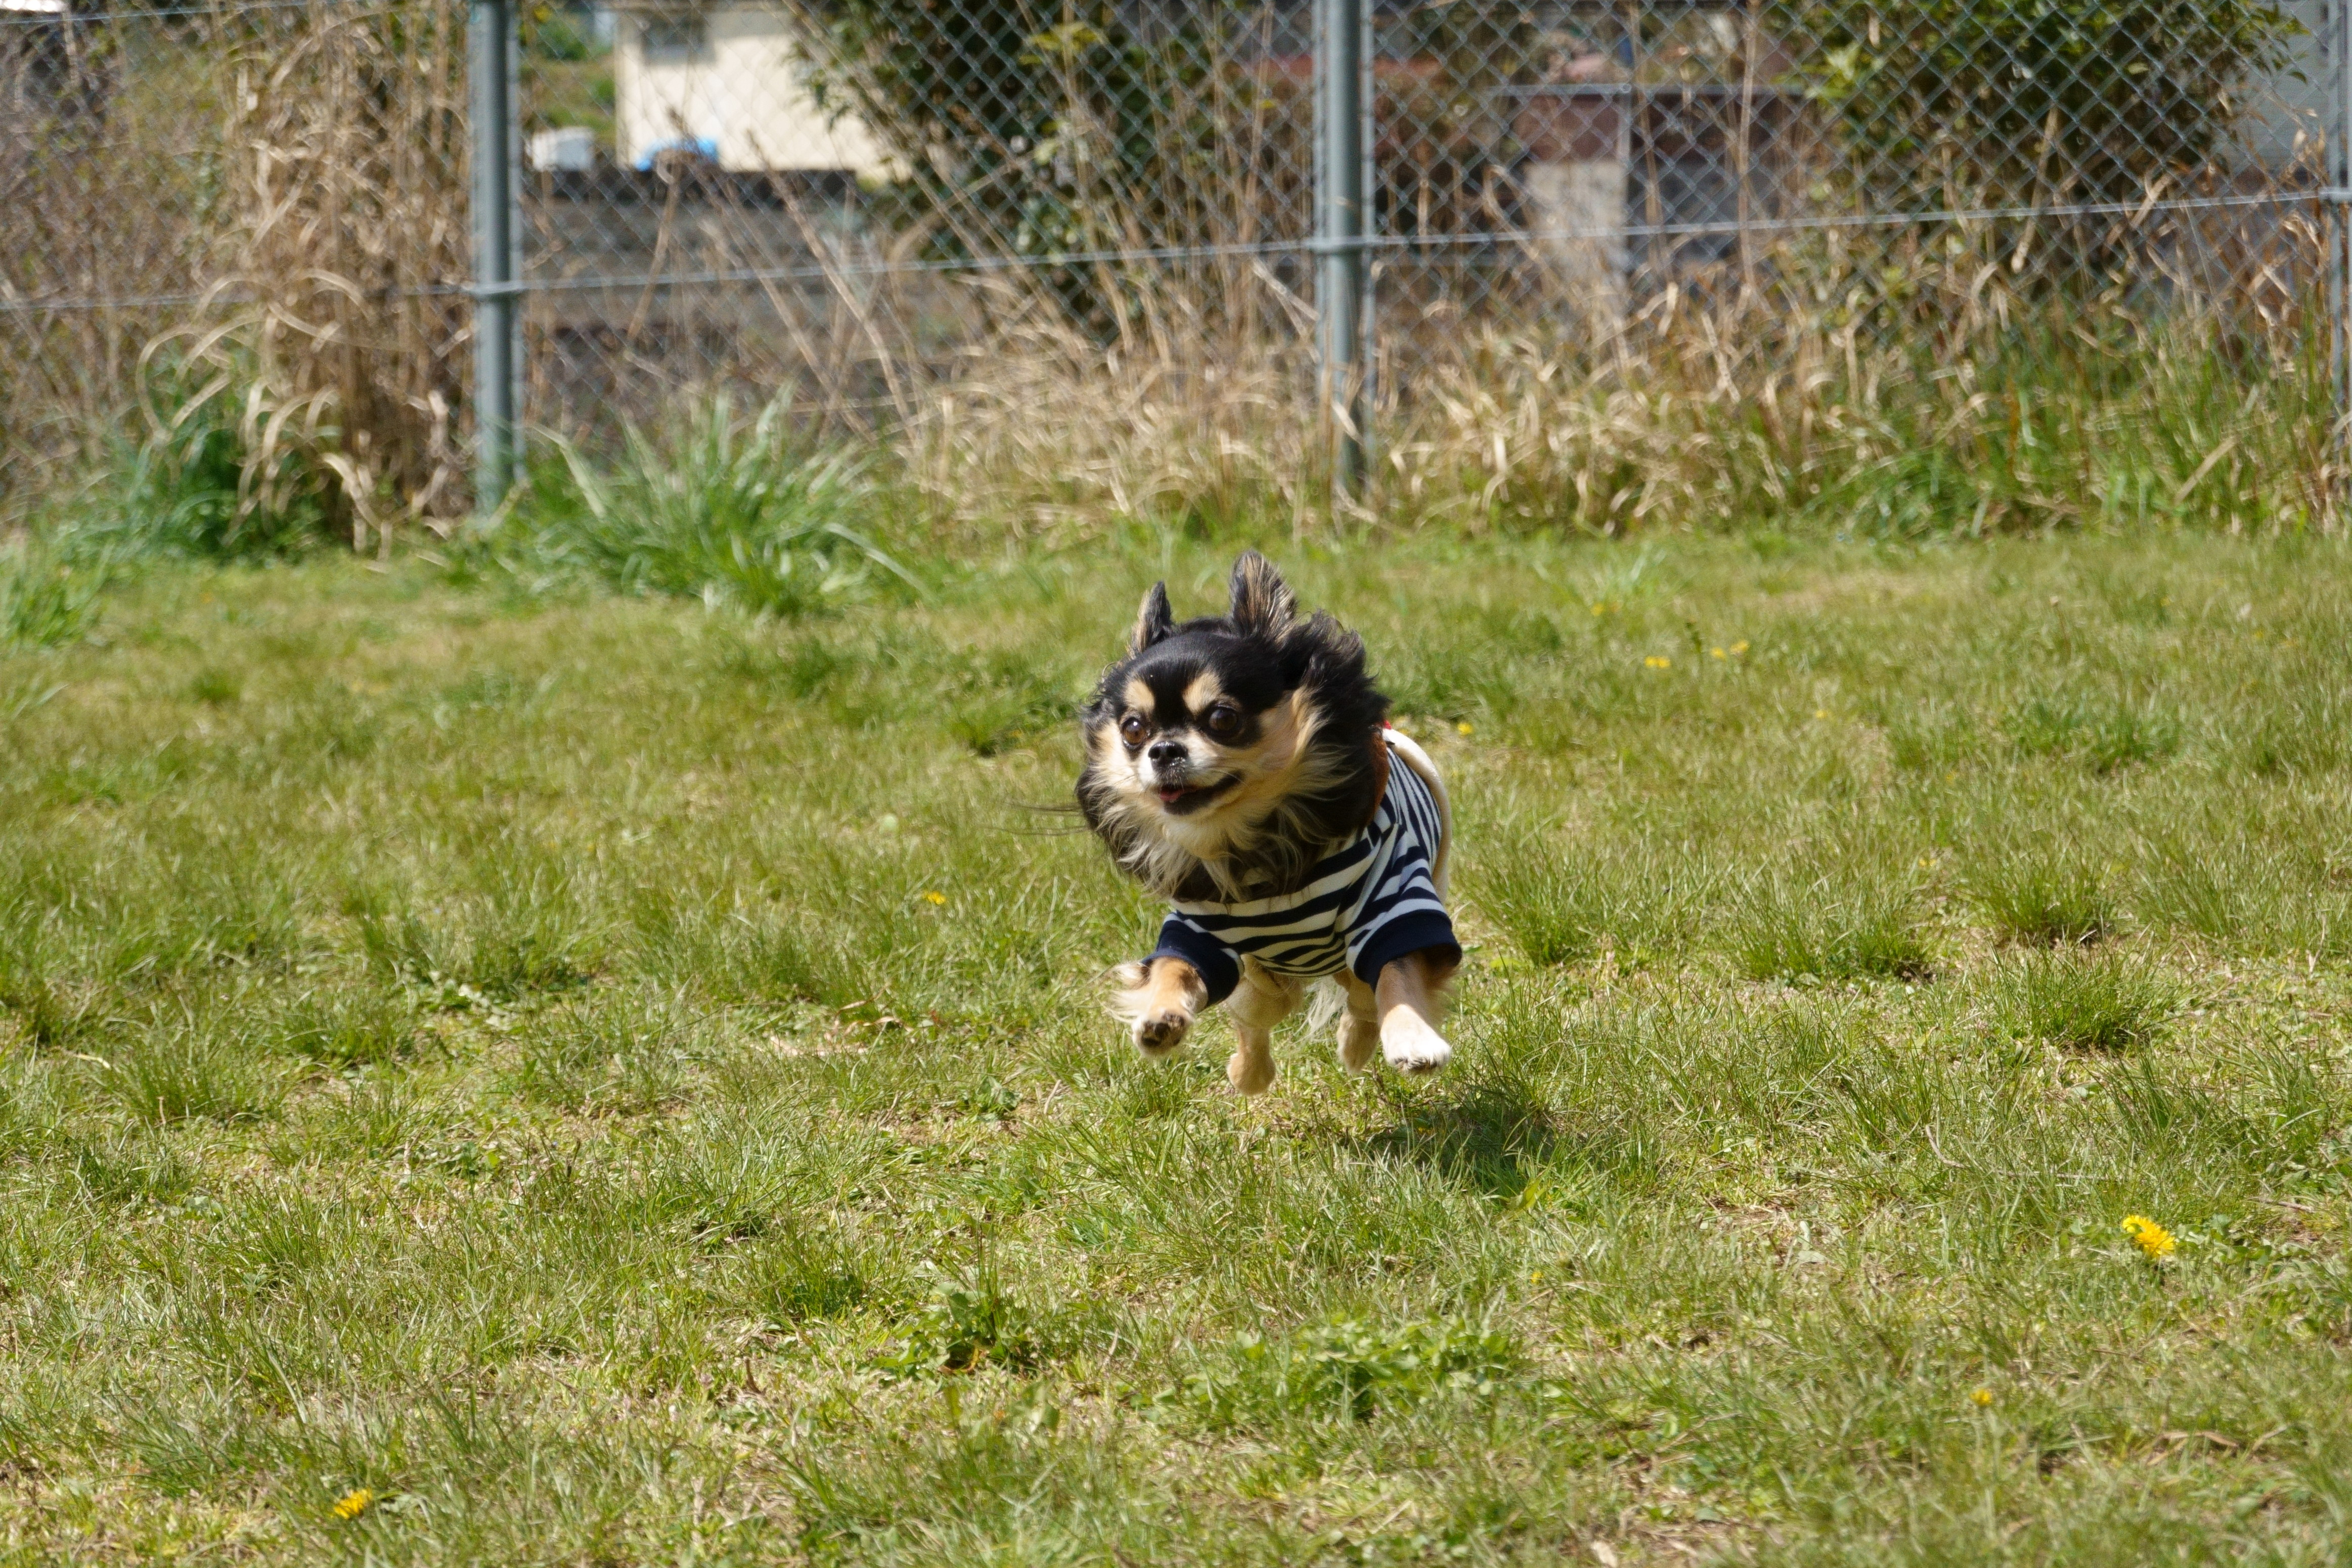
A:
[
  {"xmin": 1385, "ymin": 216, "xmax": 2337, "ymax": 537},
  {"xmin": 0, "ymin": 14, "xmax": 231, "ymax": 504},
  {"xmin": 898, "ymin": 202, "xmax": 2339, "ymax": 543},
  {"xmin": 0, "ymin": 2, "xmax": 2335, "ymax": 546},
  {"xmin": 2, "ymin": 0, "xmax": 469, "ymax": 540},
  {"xmin": 206, "ymin": 0, "xmax": 472, "ymax": 545},
  {"xmin": 901, "ymin": 270, "xmax": 1326, "ymax": 540}
]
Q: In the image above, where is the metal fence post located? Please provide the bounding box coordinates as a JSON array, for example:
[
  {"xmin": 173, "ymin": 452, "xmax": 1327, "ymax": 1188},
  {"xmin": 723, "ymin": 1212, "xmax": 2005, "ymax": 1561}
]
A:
[
  {"xmin": 2336, "ymin": 0, "xmax": 2352, "ymax": 508},
  {"xmin": 1315, "ymin": 0, "xmax": 1369, "ymax": 502},
  {"xmin": 469, "ymin": 0, "xmax": 521, "ymax": 510}
]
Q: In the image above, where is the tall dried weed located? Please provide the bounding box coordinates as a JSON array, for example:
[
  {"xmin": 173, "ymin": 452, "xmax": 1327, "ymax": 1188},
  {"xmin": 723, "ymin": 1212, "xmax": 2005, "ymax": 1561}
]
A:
[
  {"xmin": 4, "ymin": 1, "xmax": 470, "ymax": 542},
  {"xmin": 904, "ymin": 208, "xmax": 2335, "ymax": 541},
  {"xmin": 3, "ymin": 9, "xmax": 2336, "ymax": 546},
  {"xmin": 207, "ymin": 0, "xmax": 472, "ymax": 546}
]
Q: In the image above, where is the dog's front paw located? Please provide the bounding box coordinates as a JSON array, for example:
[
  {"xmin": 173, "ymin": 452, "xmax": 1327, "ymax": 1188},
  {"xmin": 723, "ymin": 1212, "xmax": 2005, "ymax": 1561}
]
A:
[
  {"xmin": 1381, "ymin": 1011, "xmax": 1452, "ymax": 1076},
  {"xmin": 1134, "ymin": 1006, "xmax": 1192, "ymax": 1057},
  {"xmin": 1110, "ymin": 956, "xmax": 1206, "ymax": 1060}
]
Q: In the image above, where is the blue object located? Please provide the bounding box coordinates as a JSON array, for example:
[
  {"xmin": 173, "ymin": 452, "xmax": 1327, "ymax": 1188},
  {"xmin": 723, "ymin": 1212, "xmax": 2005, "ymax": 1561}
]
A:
[{"xmin": 633, "ymin": 136, "xmax": 718, "ymax": 170}]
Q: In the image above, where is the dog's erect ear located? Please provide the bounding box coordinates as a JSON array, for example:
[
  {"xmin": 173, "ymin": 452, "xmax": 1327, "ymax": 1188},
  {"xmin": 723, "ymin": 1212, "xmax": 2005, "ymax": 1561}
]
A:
[
  {"xmin": 1129, "ymin": 581, "xmax": 1174, "ymax": 656},
  {"xmin": 1227, "ymin": 551, "xmax": 1297, "ymax": 637}
]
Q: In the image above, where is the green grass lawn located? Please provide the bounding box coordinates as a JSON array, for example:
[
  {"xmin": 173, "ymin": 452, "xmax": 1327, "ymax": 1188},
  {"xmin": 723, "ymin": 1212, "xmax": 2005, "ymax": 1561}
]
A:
[{"xmin": 7, "ymin": 531, "xmax": 2352, "ymax": 1564}]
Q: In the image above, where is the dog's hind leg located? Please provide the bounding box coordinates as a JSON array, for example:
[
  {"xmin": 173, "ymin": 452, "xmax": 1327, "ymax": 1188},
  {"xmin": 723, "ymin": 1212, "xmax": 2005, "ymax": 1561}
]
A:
[
  {"xmin": 1226, "ymin": 960, "xmax": 1302, "ymax": 1095},
  {"xmin": 1335, "ymin": 971, "xmax": 1382, "ymax": 1072},
  {"xmin": 1374, "ymin": 948, "xmax": 1457, "ymax": 1076}
]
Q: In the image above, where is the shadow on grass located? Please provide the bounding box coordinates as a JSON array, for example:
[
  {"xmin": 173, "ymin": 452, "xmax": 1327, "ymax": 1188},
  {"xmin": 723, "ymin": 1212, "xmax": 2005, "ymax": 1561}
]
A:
[{"xmin": 1356, "ymin": 1070, "xmax": 1651, "ymax": 1199}]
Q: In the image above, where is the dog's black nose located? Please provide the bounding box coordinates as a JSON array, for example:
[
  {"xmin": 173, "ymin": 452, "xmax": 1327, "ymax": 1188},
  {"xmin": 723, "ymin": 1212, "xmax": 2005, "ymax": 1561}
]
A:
[{"xmin": 1147, "ymin": 739, "xmax": 1187, "ymax": 771}]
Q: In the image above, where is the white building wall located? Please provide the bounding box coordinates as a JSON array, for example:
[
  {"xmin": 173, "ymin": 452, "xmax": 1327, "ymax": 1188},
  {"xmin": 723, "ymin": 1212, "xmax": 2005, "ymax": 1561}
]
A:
[{"xmin": 614, "ymin": 7, "xmax": 894, "ymax": 176}]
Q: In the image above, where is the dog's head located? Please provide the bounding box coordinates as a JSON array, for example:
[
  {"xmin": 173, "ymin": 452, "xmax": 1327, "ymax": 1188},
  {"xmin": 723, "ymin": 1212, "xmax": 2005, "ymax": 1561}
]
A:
[{"xmin": 1077, "ymin": 553, "xmax": 1388, "ymax": 899}]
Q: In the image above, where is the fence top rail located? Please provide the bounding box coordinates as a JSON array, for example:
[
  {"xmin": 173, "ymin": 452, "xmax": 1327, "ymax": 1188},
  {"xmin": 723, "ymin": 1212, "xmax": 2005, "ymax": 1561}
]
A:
[
  {"xmin": 1493, "ymin": 83, "xmax": 1801, "ymax": 99},
  {"xmin": 0, "ymin": 187, "xmax": 2309, "ymax": 317},
  {"xmin": 0, "ymin": 0, "xmax": 418, "ymax": 24}
]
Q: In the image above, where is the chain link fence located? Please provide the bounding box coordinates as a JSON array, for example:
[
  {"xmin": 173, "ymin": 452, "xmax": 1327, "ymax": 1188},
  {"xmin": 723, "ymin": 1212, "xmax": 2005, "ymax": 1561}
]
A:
[
  {"xmin": 3, "ymin": 0, "xmax": 2343, "ymax": 533},
  {"xmin": 511, "ymin": 3, "xmax": 1329, "ymax": 455}
]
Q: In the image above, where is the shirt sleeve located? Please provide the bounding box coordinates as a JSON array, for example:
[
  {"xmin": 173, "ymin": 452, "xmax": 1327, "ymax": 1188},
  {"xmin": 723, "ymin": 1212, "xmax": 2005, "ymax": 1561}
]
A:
[
  {"xmin": 1146, "ymin": 913, "xmax": 1241, "ymax": 1006},
  {"xmin": 1350, "ymin": 908, "xmax": 1458, "ymax": 985}
]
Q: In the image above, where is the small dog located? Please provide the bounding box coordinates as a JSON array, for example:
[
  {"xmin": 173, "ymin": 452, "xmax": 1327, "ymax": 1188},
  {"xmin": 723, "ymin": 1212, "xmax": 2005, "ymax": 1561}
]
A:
[{"xmin": 1077, "ymin": 552, "xmax": 1460, "ymax": 1094}]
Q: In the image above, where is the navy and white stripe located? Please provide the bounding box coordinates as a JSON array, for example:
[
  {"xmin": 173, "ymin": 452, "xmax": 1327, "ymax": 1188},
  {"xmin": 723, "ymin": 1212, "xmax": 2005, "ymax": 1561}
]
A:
[{"xmin": 1146, "ymin": 737, "xmax": 1458, "ymax": 1006}]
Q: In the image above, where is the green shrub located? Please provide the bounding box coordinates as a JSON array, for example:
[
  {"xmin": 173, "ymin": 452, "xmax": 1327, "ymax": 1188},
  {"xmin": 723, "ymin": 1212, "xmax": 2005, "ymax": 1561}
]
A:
[
  {"xmin": 1734, "ymin": 877, "xmax": 1931, "ymax": 982},
  {"xmin": 501, "ymin": 396, "xmax": 915, "ymax": 617},
  {"xmin": 2006, "ymin": 695, "xmax": 2180, "ymax": 773},
  {"xmin": 787, "ymin": 2, "xmax": 1255, "ymax": 337},
  {"xmin": 1179, "ymin": 1318, "xmax": 1519, "ymax": 1428},
  {"xmin": 0, "ymin": 543, "xmax": 103, "ymax": 649},
  {"xmin": 522, "ymin": 4, "xmax": 604, "ymax": 62},
  {"xmin": 2000, "ymin": 949, "xmax": 2178, "ymax": 1052},
  {"xmin": 1965, "ymin": 844, "xmax": 2116, "ymax": 946},
  {"xmin": 82, "ymin": 356, "xmax": 331, "ymax": 560}
]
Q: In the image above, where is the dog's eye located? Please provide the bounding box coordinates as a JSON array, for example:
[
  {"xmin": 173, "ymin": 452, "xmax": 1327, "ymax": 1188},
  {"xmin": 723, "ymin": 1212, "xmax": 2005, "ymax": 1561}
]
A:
[
  {"xmin": 1204, "ymin": 702, "xmax": 1242, "ymax": 739},
  {"xmin": 1118, "ymin": 712, "xmax": 1149, "ymax": 746}
]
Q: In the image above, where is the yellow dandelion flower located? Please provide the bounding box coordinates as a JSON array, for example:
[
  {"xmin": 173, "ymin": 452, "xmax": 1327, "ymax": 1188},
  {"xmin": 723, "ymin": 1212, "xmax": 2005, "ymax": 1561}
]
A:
[
  {"xmin": 1730, "ymin": 641, "xmax": 1749, "ymax": 655},
  {"xmin": 1709, "ymin": 646, "xmax": 1726, "ymax": 660},
  {"xmin": 332, "ymin": 1489, "xmax": 373, "ymax": 1520},
  {"xmin": 2121, "ymin": 1214, "xmax": 2176, "ymax": 1260},
  {"xmin": 1456, "ymin": 721, "xmax": 1474, "ymax": 736},
  {"xmin": 1814, "ymin": 708, "xmax": 1830, "ymax": 720},
  {"xmin": 1969, "ymin": 1387, "xmax": 1994, "ymax": 1407},
  {"xmin": 1644, "ymin": 655, "xmax": 1671, "ymax": 669},
  {"xmin": 921, "ymin": 890, "xmax": 947, "ymax": 906}
]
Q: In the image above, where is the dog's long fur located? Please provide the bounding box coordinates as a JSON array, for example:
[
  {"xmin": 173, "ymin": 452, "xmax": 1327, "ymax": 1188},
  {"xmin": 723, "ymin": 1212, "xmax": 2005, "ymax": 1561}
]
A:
[
  {"xmin": 1077, "ymin": 553, "xmax": 1459, "ymax": 1093},
  {"xmin": 1076, "ymin": 554, "xmax": 1388, "ymax": 903}
]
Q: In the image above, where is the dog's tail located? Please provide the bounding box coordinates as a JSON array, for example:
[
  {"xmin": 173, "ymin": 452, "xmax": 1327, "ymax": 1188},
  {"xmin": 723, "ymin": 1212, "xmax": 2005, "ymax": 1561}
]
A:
[
  {"xmin": 1305, "ymin": 976, "xmax": 1348, "ymax": 1039},
  {"xmin": 1384, "ymin": 728, "xmax": 1452, "ymax": 898}
]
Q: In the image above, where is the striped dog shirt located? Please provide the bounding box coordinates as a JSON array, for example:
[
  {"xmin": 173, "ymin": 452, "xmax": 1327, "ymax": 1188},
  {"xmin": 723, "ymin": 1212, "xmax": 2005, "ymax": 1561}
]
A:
[{"xmin": 1145, "ymin": 732, "xmax": 1458, "ymax": 1005}]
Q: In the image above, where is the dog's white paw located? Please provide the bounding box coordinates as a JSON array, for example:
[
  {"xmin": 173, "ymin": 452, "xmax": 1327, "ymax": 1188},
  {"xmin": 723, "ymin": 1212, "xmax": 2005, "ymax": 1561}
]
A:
[
  {"xmin": 1134, "ymin": 1007, "xmax": 1192, "ymax": 1057},
  {"xmin": 1381, "ymin": 1012, "xmax": 1451, "ymax": 1076}
]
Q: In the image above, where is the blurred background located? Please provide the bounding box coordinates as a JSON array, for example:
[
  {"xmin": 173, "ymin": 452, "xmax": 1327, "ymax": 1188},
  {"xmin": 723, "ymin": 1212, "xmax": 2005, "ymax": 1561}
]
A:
[{"xmin": 2, "ymin": 0, "xmax": 2338, "ymax": 543}]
